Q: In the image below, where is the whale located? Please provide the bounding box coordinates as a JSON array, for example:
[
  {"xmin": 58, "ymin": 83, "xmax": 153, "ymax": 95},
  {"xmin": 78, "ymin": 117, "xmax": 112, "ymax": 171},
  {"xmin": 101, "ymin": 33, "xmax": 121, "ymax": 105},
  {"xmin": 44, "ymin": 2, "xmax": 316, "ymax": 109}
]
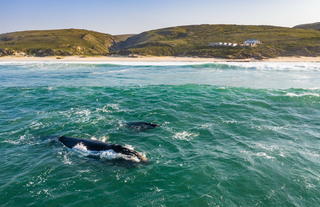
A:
[
  {"xmin": 58, "ymin": 136, "xmax": 147, "ymax": 163},
  {"xmin": 125, "ymin": 122, "xmax": 159, "ymax": 131}
]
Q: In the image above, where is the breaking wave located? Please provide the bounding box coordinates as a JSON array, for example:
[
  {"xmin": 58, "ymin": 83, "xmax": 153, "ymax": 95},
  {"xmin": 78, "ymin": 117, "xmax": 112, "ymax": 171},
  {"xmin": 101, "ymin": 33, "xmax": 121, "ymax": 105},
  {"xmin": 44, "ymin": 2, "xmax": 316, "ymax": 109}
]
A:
[{"xmin": 1, "ymin": 61, "xmax": 320, "ymax": 71}]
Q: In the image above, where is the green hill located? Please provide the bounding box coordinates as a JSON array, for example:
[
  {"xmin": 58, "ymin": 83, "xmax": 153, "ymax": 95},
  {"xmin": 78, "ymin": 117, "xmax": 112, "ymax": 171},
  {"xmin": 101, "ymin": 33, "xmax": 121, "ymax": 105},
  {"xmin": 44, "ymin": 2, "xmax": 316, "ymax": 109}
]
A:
[
  {"xmin": 294, "ymin": 22, "xmax": 320, "ymax": 30},
  {"xmin": 113, "ymin": 34, "xmax": 134, "ymax": 42},
  {"xmin": 113, "ymin": 24, "xmax": 320, "ymax": 59},
  {"xmin": 0, "ymin": 29, "xmax": 115, "ymax": 56},
  {"xmin": 1, "ymin": 25, "xmax": 320, "ymax": 59}
]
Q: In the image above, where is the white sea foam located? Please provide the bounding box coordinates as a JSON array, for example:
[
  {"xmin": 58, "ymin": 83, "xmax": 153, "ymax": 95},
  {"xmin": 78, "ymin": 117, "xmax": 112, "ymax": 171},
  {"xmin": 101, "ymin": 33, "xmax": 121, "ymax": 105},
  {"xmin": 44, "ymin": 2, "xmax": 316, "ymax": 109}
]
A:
[
  {"xmin": 173, "ymin": 131, "xmax": 198, "ymax": 141},
  {"xmin": 96, "ymin": 104, "xmax": 120, "ymax": 113},
  {"xmin": 99, "ymin": 149, "xmax": 119, "ymax": 159},
  {"xmin": 300, "ymin": 150, "xmax": 320, "ymax": 159},
  {"xmin": 256, "ymin": 152, "xmax": 274, "ymax": 159},
  {"xmin": 285, "ymin": 92, "xmax": 320, "ymax": 97},
  {"xmin": 75, "ymin": 109, "xmax": 91, "ymax": 116},
  {"xmin": 1, "ymin": 61, "xmax": 320, "ymax": 71},
  {"xmin": 241, "ymin": 150, "xmax": 275, "ymax": 160},
  {"xmin": 2, "ymin": 139, "xmax": 20, "ymax": 145},
  {"xmin": 3, "ymin": 135, "xmax": 27, "ymax": 145},
  {"xmin": 71, "ymin": 142, "xmax": 145, "ymax": 163},
  {"xmin": 73, "ymin": 142, "xmax": 88, "ymax": 151},
  {"xmin": 200, "ymin": 123, "xmax": 212, "ymax": 129},
  {"xmin": 254, "ymin": 125, "xmax": 286, "ymax": 133},
  {"xmin": 254, "ymin": 143, "xmax": 287, "ymax": 158},
  {"xmin": 99, "ymin": 149, "xmax": 143, "ymax": 163},
  {"xmin": 72, "ymin": 143, "xmax": 99, "ymax": 157},
  {"xmin": 62, "ymin": 154, "xmax": 72, "ymax": 165},
  {"xmin": 29, "ymin": 121, "xmax": 45, "ymax": 129},
  {"xmin": 35, "ymin": 189, "xmax": 51, "ymax": 197},
  {"xmin": 92, "ymin": 69, "xmax": 131, "ymax": 74},
  {"xmin": 255, "ymin": 143, "xmax": 279, "ymax": 151},
  {"xmin": 222, "ymin": 120, "xmax": 238, "ymax": 124},
  {"xmin": 222, "ymin": 62, "xmax": 320, "ymax": 71},
  {"xmin": 90, "ymin": 136, "xmax": 109, "ymax": 142}
]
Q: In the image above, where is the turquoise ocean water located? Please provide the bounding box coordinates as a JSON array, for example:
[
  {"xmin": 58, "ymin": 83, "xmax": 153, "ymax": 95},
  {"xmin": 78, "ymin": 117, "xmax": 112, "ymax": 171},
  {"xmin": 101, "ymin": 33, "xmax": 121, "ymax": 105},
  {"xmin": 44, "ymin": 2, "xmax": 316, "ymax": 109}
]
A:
[{"xmin": 1, "ymin": 61, "xmax": 320, "ymax": 206}]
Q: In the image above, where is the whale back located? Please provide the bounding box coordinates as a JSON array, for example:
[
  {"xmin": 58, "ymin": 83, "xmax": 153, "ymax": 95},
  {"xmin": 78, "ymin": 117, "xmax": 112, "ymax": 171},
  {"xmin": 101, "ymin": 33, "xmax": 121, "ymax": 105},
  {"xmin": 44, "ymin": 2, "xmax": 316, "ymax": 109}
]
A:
[
  {"xmin": 126, "ymin": 122, "xmax": 159, "ymax": 131},
  {"xmin": 58, "ymin": 136, "xmax": 112, "ymax": 151},
  {"xmin": 58, "ymin": 136, "xmax": 148, "ymax": 162}
]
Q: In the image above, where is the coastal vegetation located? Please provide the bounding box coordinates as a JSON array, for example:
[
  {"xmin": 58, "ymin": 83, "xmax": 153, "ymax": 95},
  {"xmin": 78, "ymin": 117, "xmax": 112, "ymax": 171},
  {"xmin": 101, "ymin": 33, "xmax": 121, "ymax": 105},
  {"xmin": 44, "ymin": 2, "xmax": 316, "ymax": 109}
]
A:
[
  {"xmin": 0, "ymin": 29, "xmax": 117, "ymax": 56},
  {"xmin": 114, "ymin": 24, "xmax": 320, "ymax": 59},
  {"xmin": 294, "ymin": 22, "xmax": 320, "ymax": 30},
  {"xmin": 1, "ymin": 24, "xmax": 320, "ymax": 59}
]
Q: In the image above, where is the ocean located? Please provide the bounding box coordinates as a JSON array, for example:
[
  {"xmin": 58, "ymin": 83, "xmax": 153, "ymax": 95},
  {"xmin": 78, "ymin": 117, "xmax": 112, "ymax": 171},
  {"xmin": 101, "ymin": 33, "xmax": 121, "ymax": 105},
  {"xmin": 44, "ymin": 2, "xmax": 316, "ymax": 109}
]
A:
[{"xmin": 1, "ymin": 61, "xmax": 320, "ymax": 207}]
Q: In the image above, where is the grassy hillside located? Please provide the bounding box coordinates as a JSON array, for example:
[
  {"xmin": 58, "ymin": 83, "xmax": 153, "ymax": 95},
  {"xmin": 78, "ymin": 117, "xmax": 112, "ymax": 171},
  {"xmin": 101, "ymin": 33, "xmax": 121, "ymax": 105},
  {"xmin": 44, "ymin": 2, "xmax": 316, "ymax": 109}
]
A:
[
  {"xmin": 0, "ymin": 29, "xmax": 115, "ymax": 56},
  {"xmin": 113, "ymin": 24, "xmax": 320, "ymax": 59},
  {"xmin": 1, "ymin": 25, "xmax": 320, "ymax": 59},
  {"xmin": 113, "ymin": 34, "xmax": 134, "ymax": 42},
  {"xmin": 294, "ymin": 22, "xmax": 320, "ymax": 30}
]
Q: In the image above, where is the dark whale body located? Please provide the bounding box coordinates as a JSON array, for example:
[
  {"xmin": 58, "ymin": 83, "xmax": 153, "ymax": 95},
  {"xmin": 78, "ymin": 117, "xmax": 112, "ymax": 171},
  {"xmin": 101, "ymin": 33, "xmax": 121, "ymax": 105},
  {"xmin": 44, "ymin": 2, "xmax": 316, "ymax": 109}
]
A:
[
  {"xmin": 58, "ymin": 136, "xmax": 147, "ymax": 162},
  {"xmin": 126, "ymin": 122, "xmax": 159, "ymax": 131}
]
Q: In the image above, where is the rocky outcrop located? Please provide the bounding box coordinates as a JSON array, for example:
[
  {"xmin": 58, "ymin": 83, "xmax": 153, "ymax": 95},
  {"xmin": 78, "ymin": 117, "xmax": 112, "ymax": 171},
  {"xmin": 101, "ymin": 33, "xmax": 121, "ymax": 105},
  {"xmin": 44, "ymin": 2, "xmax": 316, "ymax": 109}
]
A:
[
  {"xmin": 0, "ymin": 48, "xmax": 14, "ymax": 56},
  {"xmin": 25, "ymin": 48, "xmax": 54, "ymax": 57}
]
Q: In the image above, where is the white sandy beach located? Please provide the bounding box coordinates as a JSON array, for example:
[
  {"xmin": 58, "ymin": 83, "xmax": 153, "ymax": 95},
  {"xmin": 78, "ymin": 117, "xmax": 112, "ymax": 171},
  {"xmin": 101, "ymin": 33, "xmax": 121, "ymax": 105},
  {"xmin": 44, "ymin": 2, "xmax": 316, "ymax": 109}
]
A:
[{"xmin": 0, "ymin": 56, "xmax": 320, "ymax": 63}]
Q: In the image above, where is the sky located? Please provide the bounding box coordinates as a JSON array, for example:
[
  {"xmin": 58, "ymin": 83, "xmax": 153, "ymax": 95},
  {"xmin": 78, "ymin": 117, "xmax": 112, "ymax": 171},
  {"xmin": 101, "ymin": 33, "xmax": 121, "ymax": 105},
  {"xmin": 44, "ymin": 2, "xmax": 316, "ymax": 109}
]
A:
[{"xmin": 1, "ymin": 0, "xmax": 320, "ymax": 35}]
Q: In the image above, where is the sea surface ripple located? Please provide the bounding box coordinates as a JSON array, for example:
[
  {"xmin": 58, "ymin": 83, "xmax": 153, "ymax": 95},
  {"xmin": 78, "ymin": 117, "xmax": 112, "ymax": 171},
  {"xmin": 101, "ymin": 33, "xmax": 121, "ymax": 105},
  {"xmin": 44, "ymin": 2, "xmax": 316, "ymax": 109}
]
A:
[{"xmin": 1, "ymin": 62, "xmax": 320, "ymax": 207}]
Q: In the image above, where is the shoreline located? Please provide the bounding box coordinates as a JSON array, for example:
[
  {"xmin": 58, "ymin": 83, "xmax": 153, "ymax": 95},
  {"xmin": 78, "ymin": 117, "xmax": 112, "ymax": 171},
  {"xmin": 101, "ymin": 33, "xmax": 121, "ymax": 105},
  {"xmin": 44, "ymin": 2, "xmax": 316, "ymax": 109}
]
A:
[{"xmin": 0, "ymin": 56, "xmax": 320, "ymax": 63}]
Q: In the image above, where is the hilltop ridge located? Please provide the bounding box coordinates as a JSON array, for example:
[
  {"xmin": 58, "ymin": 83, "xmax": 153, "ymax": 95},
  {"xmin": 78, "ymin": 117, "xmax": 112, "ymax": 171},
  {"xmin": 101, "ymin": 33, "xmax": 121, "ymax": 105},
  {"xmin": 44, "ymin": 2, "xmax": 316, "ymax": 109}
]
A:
[
  {"xmin": 0, "ymin": 29, "xmax": 117, "ymax": 56},
  {"xmin": 294, "ymin": 22, "xmax": 320, "ymax": 30},
  {"xmin": 1, "ymin": 24, "xmax": 320, "ymax": 59},
  {"xmin": 113, "ymin": 24, "xmax": 320, "ymax": 59}
]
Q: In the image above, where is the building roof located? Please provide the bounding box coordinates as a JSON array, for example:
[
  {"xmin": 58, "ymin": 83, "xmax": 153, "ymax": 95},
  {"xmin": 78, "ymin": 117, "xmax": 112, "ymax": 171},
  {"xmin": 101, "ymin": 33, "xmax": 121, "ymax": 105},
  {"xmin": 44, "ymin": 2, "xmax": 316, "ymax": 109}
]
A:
[{"xmin": 244, "ymin": 39, "xmax": 261, "ymax": 42}]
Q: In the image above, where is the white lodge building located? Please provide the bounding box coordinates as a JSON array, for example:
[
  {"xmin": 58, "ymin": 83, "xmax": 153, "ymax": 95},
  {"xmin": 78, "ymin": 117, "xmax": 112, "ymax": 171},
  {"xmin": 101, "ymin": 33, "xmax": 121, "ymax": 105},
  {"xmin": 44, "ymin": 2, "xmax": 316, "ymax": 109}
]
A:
[
  {"xmin": 243, "ymin": 39, "xmax": 262, "ymax": 47},
  {"xmin": 209, "ymin": 39, "xmax": 262, "ymax": 48}
]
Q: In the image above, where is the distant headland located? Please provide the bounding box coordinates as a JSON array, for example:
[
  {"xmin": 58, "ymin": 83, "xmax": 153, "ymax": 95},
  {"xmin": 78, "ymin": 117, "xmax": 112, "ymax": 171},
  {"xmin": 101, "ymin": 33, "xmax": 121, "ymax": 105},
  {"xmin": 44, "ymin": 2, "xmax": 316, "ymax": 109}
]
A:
[{"xmin": 1, "ymin": 22, "xmax": 320, "ymax": 60}]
